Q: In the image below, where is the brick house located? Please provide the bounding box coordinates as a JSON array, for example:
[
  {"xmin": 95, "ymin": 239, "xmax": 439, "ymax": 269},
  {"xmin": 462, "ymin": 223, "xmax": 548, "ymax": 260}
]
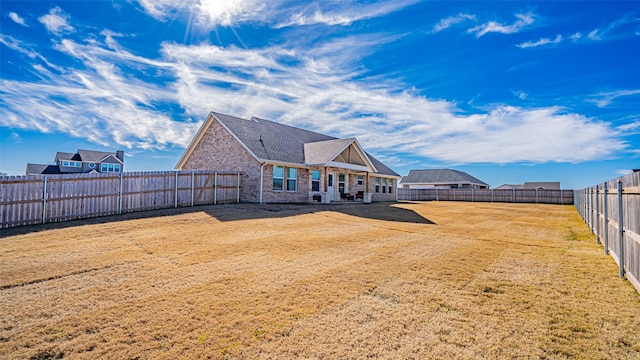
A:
[
  {"xmin": 175, "ymin": 112, "xmax": 400, "ymax": 203},
  {"xmin": 26, "ymin": 149, "xmax": 124, "ymax": 175}
]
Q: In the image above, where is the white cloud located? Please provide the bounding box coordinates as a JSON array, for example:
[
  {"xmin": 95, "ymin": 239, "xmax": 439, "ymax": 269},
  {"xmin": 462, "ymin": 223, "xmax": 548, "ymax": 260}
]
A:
[
  {"xmin": 588, "ymin": 89, "xmax": 640, "ymax": 108},
  {"xmin": 275, "ymin": 1, "xmax": 419, "ymax": 28},
  {"xmin": 517, "ymin": 34, "xmax": 563, "ymax": 49},
  {"xmin": 587, "ymin": 29, "xmax": 601, "ymax": 41},
  {"xmin": 134, "ymin": 0, "xmax": 418, "ymax": 29},
  {"xmin": 468, "ymin": 13, "xmax": 534, "ymax": 38},
  {"xmin": 38, "ymin": 7, "xmax": 74, "ymax": 35},
  {"xmin": 0, "ymin": 12, "xmax": 628, "ymax": 165},
  {"xmin": 9, "ymin": 12, "xmax": 27, "ymax": 26},
  {"xmin": 136, "ymin": 0, "xmax": 267, "ymax": 26},
  {"xmin": 432, "ymin": 13, "xmax": 476, "ymax": 33},
  {"xmin": 587, "ymin": 15, "xmax": 640, "ymax": 41},
  {"xmin": 512, "ymin": 90, "xmax": 527, "ymax": 100}
]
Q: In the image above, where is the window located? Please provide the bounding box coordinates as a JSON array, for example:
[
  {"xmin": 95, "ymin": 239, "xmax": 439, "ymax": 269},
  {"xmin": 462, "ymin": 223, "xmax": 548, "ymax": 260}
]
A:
[
  {"xmin": 62, "ymin": 161, "xmax": 69, "ymax": 167},
  {"xmin": 382, "ymin": 178, "xmax": 387, "ymax": 193},
  {"xmin": 101, "ymin": 163, "xmax": 121, "ymax": 172},
  {"xmin": 375, "ymin": 177, "xmax": 380, "ymax": 193},
  {"xmin": 75, "ymin": 161, "xmax": 82, "ymax": 167},
  {"xmin": 388, "ymin": 179, "xmax": 393, "ymax": 194},
  {"xmin": 357, "ymin": 175, "xmax": 364, "ymax": 186},
  {"xmin": 286, "ymin": 167, "xmax": 297, "ymax": 191},
  {"xmin": 338, "ymin": 173, "xmax": 346, "ymax": 194},
  {"xmin": 311, "ymin": 170, "xmax": 320, "ymax": 192},
  {"xmin": 273, "ymin": 165, "xmax": 284, "ymax": 191}
]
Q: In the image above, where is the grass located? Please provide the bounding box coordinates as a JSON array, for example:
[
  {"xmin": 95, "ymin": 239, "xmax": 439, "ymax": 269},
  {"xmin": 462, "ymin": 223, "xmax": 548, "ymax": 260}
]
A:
[{"xmin": 1, "ymin": 201, "xmax": 639, "ymax": 359}]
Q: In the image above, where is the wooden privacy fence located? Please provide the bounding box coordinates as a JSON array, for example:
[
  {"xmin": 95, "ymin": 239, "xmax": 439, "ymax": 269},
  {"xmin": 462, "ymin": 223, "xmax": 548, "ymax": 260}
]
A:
[
  {"xmin": 0, "ymin": 171, "xmax": 241, "ymax": 229},
  {"xmin": 397, "ymin": 188, "xmax": 574, "ymax": 205},
  {"xmin": 574, "ymin": 171, "xmax": 640, "ymax": 293}
]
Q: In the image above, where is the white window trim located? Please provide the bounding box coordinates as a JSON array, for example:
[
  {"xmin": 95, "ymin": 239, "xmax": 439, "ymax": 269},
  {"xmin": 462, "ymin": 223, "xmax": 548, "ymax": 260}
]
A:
[
  {"xmin": 273, "ymin": 165, "xmax": 284, "ymax": 192},
  {"xmin": 286, "ymin": 167, "xmax": 297, "ymax": 192},
  {"xmin": 311, "ymin": 170, "xmax": 321, "ymax": 192}
]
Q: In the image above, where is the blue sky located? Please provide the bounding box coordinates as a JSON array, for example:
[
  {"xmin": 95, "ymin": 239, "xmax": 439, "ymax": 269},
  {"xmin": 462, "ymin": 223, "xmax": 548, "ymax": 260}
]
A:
[{"xmin": 1, "ymin": 0, "xmax": 638, "ymax": 189}]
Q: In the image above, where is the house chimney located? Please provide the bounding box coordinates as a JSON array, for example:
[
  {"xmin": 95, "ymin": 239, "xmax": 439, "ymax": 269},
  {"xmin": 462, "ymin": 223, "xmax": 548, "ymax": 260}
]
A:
[{"xmin": 116, "ymin": 150, "xmax": 124, "ymax": 162}]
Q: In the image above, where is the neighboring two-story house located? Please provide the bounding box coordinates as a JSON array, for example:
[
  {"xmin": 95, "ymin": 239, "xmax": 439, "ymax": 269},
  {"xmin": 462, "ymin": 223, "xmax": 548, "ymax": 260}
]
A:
[{"xmin": 25, "ymin": 149, "xmax": 124, "ymax": 175}]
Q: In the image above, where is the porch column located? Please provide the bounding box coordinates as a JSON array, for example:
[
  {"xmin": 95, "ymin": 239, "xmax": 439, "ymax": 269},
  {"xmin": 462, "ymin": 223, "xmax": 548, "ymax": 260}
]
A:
[
  {"xmin": 324, "ymin": 166, "xmax": 328, "ymax": 192},
  {"xmin": 365, "ymin": 172, "xmax": 369, "ymax": 192},
  {"xmin": 364, "ymin": 172, "xmax": 372, "ymax": 203}
]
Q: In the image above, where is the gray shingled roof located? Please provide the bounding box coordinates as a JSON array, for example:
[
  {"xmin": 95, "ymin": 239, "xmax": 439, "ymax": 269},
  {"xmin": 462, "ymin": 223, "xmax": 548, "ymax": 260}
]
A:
[
  {"xmin": 25, "ymin": 164, "xmax": 61, "ymax": 175},
  {"xmin": 495, "ymin": 184, "xmax": 524, "ymax": 190},
  {"xmin": 54, "ymin": 152, "xmax": 79, "ymax": 161},
  {"xmin": 213, "ymin": 112, "xmax": 399, "ymax": 176},
  {"xmin": 77, "ymin": 149, "xmax": 121, "ymax": 163},
  {"xmin": 54, "ymin": 149, "xmax": 121, "ymax": 163},
  {"xmin": 401, "ymin": 169, "xmax": 488, "ymax": 186},
  {"xmin": 523, "ymin": 182, "xmax": 560, "ymax": 189}
]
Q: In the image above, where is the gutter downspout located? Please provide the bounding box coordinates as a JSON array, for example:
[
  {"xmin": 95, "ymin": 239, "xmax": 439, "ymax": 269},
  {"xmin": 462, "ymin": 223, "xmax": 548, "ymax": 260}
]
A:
[{"xmin": 260, "ymin": 162, "xmax": 268, "ymax": 204}]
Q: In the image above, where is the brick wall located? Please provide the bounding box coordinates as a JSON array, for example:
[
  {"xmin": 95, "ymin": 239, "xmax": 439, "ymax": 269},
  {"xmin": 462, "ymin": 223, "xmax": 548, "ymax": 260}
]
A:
[
  {"xmin": 369, "ymin": 176, "xmax": 397, "ymax": 201},
  {"xmin": 180, "ymin": 119, "xmax": 262, "ymax": 202},
  {"xmin": 261, "ymin": 165, "xmax": 310, "ymax": 203}
]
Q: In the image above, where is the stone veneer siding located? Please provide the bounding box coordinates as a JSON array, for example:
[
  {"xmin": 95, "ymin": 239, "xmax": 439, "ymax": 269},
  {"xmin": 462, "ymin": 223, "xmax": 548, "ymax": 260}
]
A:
[{"xmin": 180, "ymin": 119, "xmax": 262, "ymax": 203}]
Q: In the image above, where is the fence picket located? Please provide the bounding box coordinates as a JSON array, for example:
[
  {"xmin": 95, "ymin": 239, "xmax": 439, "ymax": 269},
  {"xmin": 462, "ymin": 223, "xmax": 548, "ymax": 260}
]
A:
[
  {"xmin": 574, "ymin": 171, "xmax": 640, "ymax": 294},
  {"xmin": 1, "ymin": 170, "xmax": 240, "ymax": 229}
]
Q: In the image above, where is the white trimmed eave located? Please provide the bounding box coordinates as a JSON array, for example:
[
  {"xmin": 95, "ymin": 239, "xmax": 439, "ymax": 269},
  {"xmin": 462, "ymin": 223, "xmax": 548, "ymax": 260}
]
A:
[
  {"xmin": 262, "ymin": 160, "xmax": 307, "ymax": 168},
  {"xmin": 316, "ymin": 138, "xmax": 378, "ymax": 173},
  {"xmin": 325, "ymin": 161, "xmax": 373, "ymax": 173},
  {"xmin": 97, "ymin": 154, "xmax": 123, "ymax": 164}
]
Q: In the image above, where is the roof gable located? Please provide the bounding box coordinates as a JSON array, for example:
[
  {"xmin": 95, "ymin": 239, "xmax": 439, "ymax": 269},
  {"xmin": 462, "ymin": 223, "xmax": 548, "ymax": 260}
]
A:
[
  {"xmin": 77, "ymin": 149, "xmax": 122, "ymax": 163},
  {"xmin": 304, "ymin": 138, "xmax": 377, "ymax": 172}
]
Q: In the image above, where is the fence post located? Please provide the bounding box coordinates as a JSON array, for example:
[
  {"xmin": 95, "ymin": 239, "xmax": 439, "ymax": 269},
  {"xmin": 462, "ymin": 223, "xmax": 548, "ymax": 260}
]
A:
[
  {"xmin": 174, "ymin": 171, "xmax": 179, "ymax": 208},
  {"xmin": 42, "ymin": 176, "xmax": 48, "ymax": 224},
  {"xmin": 119, "ymin": 172, "xmax": 124, "ymax": 215},
  {"xmin": 472, "ymin": 188, "xmax": 474, "ymax": 202},
  {"xmin": 491, "ymin": 189, "xmax": 494, "ymax": 203},
  {"xmin": 603, "ymin": 182, "xmax": 609, "ymax": 255},
  {"xmin": 536, "ymin": 188, "xmax": 538, "ymax": 204},
  {"xmin": 236, "ymin": 172, "xmax": 241, "ymax": 203},
  {"xmin": 595, "ymin": 185, "xmax": 600, "ymax": 243},
  {"xmin": 436, "ymin": 188, "xmax": 439, "ymax": 201},
  {"xmin": 513, "ymin": 188, "xmax": 515, "ymax": 203},
  {"xmin": 214, "ymin": 171, "xmax": 218, "ymax": 205},
  {"xmin": 617, "ymin": 181, "xmax": 625, "ymax": 278},
  {"xmin": 191, "ymin": 171, "xmax": 195, "ymax": 207},
  {"xmin": 588, "ymin": 188, "xmax": 593, "ymax": 229}
]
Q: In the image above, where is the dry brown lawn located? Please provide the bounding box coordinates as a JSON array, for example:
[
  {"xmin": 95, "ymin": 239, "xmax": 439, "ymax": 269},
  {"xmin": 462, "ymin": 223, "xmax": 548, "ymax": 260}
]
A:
[{"xmin": 1, "ymin": 201, "xmax": 639, "ymax": 359}]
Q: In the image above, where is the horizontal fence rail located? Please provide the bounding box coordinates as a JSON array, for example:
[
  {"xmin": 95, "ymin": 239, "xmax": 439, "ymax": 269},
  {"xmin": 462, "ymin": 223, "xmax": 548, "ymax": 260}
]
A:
[
  {"xmin": 0, "ymin": 170, "xmax": 241, "ymax": 229},
  {"xmin": 574, "ymin": 171, "xmax": 640, "ymax": 293},
  {"xmin": 397, "ymin": 188, "xmax": 574, "ymax": 205}
]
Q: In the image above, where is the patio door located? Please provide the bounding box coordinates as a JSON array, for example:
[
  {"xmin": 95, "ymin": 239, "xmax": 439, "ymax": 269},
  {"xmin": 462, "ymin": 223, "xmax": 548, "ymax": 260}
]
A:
[{"xmin": 327, "ymin": 172, "xmax": 335, "ymax": 201}]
